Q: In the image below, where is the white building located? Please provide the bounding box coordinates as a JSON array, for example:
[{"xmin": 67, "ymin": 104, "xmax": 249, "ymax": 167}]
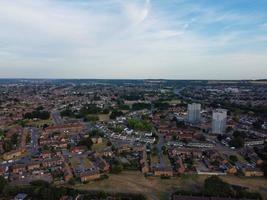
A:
[
  {"xmin": 212, "ymin": 109, "xmax": 227, "ymax": 134},
  {"xmin": 187, "ymin": 103, "xmax": 201, "ymax": 124}
]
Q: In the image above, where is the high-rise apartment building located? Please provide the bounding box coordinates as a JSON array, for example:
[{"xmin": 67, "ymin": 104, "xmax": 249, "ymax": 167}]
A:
[
  {"xmin": 212, "ymin": 109, "xmax": 227, "ymax": 134},
  {"xmin": 187, "ymin": 103, "xmax": 201, "ymax": 124}
]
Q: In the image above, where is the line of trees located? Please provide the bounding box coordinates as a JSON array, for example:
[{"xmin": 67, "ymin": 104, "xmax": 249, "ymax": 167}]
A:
[
  {"xmin": 173, "ymin": 176, "xmax": 262, "ymax": 199},
  {"xmin": 0, "ymin": 178, "xmax": 146, "ymax": 200},
  {"xmin": 24, "ymin": 107, "xmax": 50, "ymax": 120},
  {"xmin": 132, "ymin": 103, "xmax": 151, "ymax": 111}
]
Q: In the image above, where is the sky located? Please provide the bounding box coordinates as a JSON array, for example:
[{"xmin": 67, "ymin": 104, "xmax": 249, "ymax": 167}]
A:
[{"xmin": 0, "ymin": 0, "xmax": 267, "ymax": 79}]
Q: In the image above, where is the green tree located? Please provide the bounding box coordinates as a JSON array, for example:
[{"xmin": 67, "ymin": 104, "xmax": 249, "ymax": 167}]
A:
[
  {"xmin": 3, "ymin": 140, "xmax": 12, "ymax": 152},
  {"xmin": 132, "ymin": 103, "xmax": 151, "ymax": 111},
  {"xmin": 0, "ymin": 176, "xmax": 8, "ymax": 194},
  {"xmin": 26, "ymin": 133, "xmax": 31, "ymax": 144},
  {"xmin": 101, "ymin": 108, "xmax": 110, "ymax": 114},
  {"xmin": 60, "ymin": 107, "xmax": 75, "ymax": 117},
  {"xmin": 253, "ymin": 119, "xmax": 264, "ymax": 129},
  {"xmin": 161, "ymin": 146, "xmax": 167, "ymax": 154},
  {"xmin": 118, "ymin": 104, "xmax": 130, "ymax": 110},
  {"xmin": 110, "ymin": 109, "xmax": 123, "ymax": 119},
  {"xmin": 16, "ymin": 120, "xmax": 27, "ymax": 127},
  {"xmin": 229, "ymin": 136, "xmax": 244, "ymax": 148},
  {"xmin": 85, "ymin": 115, "xmax": 99, "ymax": 122},
  {"xmin": 127, "ymin": 119, "xmax": 153, "ymax": 131},
  {"xmin": 77, "ymin": 138, "xmax": 93, "ymax": 150},
  {"xmin": 0, "ymin": 130, "xmax": 4, "ymax": 140},
  {"xmin": 68, "ymin": 178, "xmax": 76, "ymax": 185},
  {"xmin": 203, "ymin": 176, "xmax": 233, "ymax": 197},
  {"xmin": 78, "ymin": 104, "xmax": 101, "ymax": 117},
  {"xmin": 11, "ymin": 133, "xmax": 18, "ymax": 145},
  {"xmin": 111, "ymin": 164, "xmax": 123, "ymax": 174},
  {"xmin": 262, "ymin": 161, "xmax": 267, "ymax": 177},
  {"xmin": 91, "ymin": 129, "xmax": 103, "ymax": 137},
  {"xmin": 229, "ymin": 155, "xmax": 238, "ymax": 164}
]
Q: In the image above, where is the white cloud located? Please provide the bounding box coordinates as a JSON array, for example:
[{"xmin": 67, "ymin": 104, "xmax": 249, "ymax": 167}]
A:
[{"xmin": 0, "ymin": 0, "xmax": 266, "ymax": 79}]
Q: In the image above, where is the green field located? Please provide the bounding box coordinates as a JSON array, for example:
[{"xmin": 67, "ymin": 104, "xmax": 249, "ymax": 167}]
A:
[
  {"xmin": 91, "ymin": 139, "xmax": 108, "ymax": 152},
  {"xmin": 27, "ymin": 119, "xmax": 53, "ymax": 127},
  {"xmin": 70, "ymin": 156, "xmax": 94, "ymax": 169},
  {"xmin": 98, "ymin": 114, "xmax": 110, "ymax": 122},
  {"xmin": 71, "ymin": 171, "xmax": 267, "ymax": 200},
  {"xmin": 163, "ymin": 99, "xmax": 181, "ymax": 105}
]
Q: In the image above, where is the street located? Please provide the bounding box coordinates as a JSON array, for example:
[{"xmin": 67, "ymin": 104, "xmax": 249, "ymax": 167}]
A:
[{"xmin": 51, "ymin": 110, "xmax": 64, "ymax": 125}]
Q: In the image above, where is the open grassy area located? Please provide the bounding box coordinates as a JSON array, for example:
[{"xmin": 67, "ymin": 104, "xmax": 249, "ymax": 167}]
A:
[
  {"xmin": 83, "ymin": 157, "xmax": 94, "ymax": 168},
  {"xmin": 250, "ymin": 81, "xmax": 267, "ymax": 84},
  {"xmin": 71, "ymin": 171, "xmax": 267, "ymax": 200},
  {"xmin": 70, "ymin": 157, "xmax": 80, "ymax": 168},
  {"xmin": 221, "ymin": 176, "xmax": 267, "ymax": 198},
  {"xmin": 70, "ymin": 156, "xmax": 93, "ymax": 169},
  {"xmin": 163, "ymin": 154, "xmax": 171, "ymax": 166},
  {"xmin": 91, "ymin": 139, "xmax": 108, "ymax": 152},
  {"xmin": 236, "ymin": 154, "xmax": 247, "ymax": 163},
  {"xmin": 151, "ymin": 155, "xmax": 159, "ymax": 165},
  {"xmin": 98, "ymin": 114, "xmax": 110, "ymax": 122},
  {"xmin": 27, "ymin": 119, "xmax": 53, "ymax": 127},
  {"xmin": 163, "ymin": 99, "xmax": 181, "ymax": 105}
]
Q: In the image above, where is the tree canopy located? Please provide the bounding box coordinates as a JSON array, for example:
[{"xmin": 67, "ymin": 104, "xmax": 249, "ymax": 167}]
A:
[{"xmin": 127, "ymin": 119, "xmax": 153, "ymax": 132}]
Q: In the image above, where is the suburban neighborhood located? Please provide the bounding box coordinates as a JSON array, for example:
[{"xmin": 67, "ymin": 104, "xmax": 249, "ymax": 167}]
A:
[{"xmin": 0, "ymin": 79, "xmax": 266, "ymax": 200}]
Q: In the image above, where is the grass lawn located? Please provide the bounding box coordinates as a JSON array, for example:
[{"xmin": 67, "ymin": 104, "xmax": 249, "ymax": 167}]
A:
[
  {"xmin": 163, "ymin": 154, "xmax": 171, "ymax": 166},
  {"xmin": 163, "ymin": 99, "xmax": 181, "ymax": 105},
  {"xmin": 151, "ymin": 155, "xmax": 159, "ymax": 165},
  {"xmin": 83, "ymin": 157, "xmax": 94, "ymax": 168},
  {"xmin": 221, "ymin": 176, "xmax": 267, "ymax": 198},
  {"xmin": 70, "ymin": 171, "xmax": 267, "ymax": 200},
  {"xmin": 71, "ymin": 171, "xmax": 205, "ymax": 200},
  {"xmin": 70, "ymin": 157, "xmax": 80, "ymax": 168},
  {"xmin": 28, "ymin": 119, "xmax": 53, "ymax": 127},
  {"xmin": 236, "ymin": 154, "xmax": 247, "ymax": 163},
  {"xmin": 70, "ymin": 156, "xmax": 94, "ymax": 169},
  {"xmin": 98, "ymin": 114, "xmax": 110, "ymax": 122},
  {"xmin": 91, "ymin": 139, "xmax": 108, "ymax": 152}
]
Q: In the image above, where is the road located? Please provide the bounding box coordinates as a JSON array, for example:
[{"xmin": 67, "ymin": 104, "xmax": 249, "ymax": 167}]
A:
[
  {"xmin": 156, "ymin": 134, "xmax": 166, "ymax": 167},
  {"xmin": 51, "ymin": 110, "xmax": 64, "ymax": 125},
  {"xmin": 29, "ymin": 127, "xmax": 40, "ymax": 155},
  {"xmin": 174, "ymin": 87, "xmax": 200, "ymax": 103}
]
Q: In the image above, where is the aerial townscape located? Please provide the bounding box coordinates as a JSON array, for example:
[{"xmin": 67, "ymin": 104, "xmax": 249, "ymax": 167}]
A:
[
  {"xmin": 0, "ymin": 79, "xmax": 266, "ymax": 200},
  {"xmin": 1, "ymin": 0, "xmax": 267, "ymax": 199}
]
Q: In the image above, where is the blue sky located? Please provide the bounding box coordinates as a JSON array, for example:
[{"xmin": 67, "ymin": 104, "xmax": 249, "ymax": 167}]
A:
[{"xmin": 0, "ymin": 0, "xmax": 267, "ymax": 79}]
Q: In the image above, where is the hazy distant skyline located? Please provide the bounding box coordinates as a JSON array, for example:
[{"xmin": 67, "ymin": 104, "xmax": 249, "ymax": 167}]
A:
[{"xmin": 0, "ymin": 0, "xmax": 267, "ymax": 79}]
